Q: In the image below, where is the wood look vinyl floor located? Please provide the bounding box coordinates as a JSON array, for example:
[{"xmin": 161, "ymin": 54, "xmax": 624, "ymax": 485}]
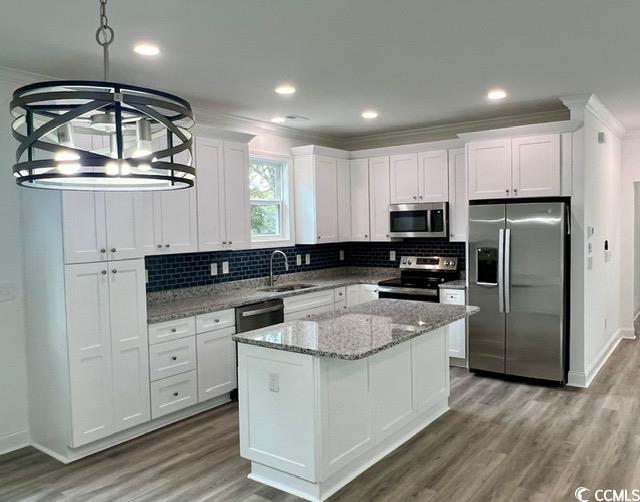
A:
[{"xmin": 3, "ymin": 338, "xmax": 640, "ymax": 502}]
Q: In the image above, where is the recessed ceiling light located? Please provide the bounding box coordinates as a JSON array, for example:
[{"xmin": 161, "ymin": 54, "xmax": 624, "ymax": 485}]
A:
[
  {"xmin": 271, "ymin": 116, "xmax": 286, "ymax": 124},
  {"xmin": 275, "ymin": 84, "xmax": 296, "ymax": 95},
  {"xmin": 488, "ymin": 88, "xmax": 507, "ymax": 101},
  {"xmin": 133, "ymin": 43, "xmax": 160, "ymax": 56},
  {"xmin": 361, "ymin": 110, "xmax": 378, "ymax": 119}
]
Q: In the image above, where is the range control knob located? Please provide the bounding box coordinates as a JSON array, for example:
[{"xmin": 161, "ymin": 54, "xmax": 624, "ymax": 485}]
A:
[
  {"xmin": 401, "ymin": 259, "xmax": 407, "ymax": 265},
  {"xmin": 407, "ymin": 260, "xmax": 413, "ymax": 265}
]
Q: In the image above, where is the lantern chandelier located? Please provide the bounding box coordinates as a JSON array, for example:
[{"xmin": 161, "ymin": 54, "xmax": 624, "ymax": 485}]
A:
[{"xmin": 9, "ymin": 0, "xmax": 195, "ymax": 191}]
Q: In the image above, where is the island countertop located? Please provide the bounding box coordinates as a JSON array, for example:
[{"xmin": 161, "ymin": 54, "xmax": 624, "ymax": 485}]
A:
[{"xmin": 232, "ymin": 298, "xmax": 479, "ymax": 360}]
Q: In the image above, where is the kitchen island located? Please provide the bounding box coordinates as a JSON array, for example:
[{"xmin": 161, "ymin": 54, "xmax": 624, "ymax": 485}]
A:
[{"xmin": 233, "ymin": 299, "xmax": 479, "ymax": 502}]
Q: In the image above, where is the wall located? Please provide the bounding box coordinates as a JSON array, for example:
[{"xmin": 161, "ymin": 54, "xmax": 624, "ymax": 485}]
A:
[
  {"xmin": 0, "ymin": 81, "xmax": 29, "ymax": 453},
  {"xmin": 146, "ymin": 239, "xmax": 466, "ymax": 292}
]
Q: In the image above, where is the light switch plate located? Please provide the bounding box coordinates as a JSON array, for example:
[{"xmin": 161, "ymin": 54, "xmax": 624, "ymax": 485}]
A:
[
  {"xmin": 210, "ymin": 263, "xmax": 218, "ymax": 276},
  {"xmin": 390, "ymin": 250, "xmax": 396, "ymax": 261},
  {"xmin": 340, "ymin": 250, "xmax": 344, "ymax": 261},
  {"xmin": 296, "ymin": 254, "xmax": 302, "ymax": 266},
  {"xmin": 305, "ymin": 253, "xmax": 311, "ymax": 265},
  {"xmin": 222, "ymin": 261, "xmax": 229, "ymax": 274}
]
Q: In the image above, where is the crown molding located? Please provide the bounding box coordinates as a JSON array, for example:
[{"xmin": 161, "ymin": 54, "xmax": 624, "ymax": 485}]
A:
[
  {"xmin": 349, "ymin": 138, "xmax": 464, "ymax": 159},
  {"xmin": 561, "ymin": 94, "xmax": 625, "ymax": 137},
  {"xmin": 290, "ymin": 145, "xmax": 351, "ymax": 158},
  {"xmin": 457, "ymin": 119, "xmax": 583, "ymax": 142},
  {"xmin": 339, "ymin": 108, "xmax": 570, "ymax": 150}
]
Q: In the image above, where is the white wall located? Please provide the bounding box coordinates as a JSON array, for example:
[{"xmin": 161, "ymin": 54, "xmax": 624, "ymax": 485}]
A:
[{"xmin": 0, "ymin": 81, "xmax": 29, "ymax": 453}]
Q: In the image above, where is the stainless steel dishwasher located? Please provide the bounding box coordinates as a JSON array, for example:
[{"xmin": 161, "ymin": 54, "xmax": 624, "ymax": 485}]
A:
[{"xmin": 235, "ymin": 298, "xmax": 285, "ymax": 333}]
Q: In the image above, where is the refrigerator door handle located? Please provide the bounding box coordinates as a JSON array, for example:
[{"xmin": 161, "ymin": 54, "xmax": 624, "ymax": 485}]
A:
[
  {"xmin": 504, "ymin": 228, "xmax": 511, "ymax": 313},
  {"xmin": 498, "ymin": 228, "xmax": 505, "ymax": 313}
]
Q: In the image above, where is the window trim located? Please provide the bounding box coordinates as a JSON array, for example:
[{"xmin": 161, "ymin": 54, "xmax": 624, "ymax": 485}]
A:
[{"xmin": 248, "ymin": 150, "xmax": 294, "ymax": 249}]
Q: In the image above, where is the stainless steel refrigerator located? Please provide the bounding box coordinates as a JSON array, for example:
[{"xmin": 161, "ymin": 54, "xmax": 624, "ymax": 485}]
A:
[{"xmin": 468, "ymin": 200, "xmax": 570, "ymax": 383}]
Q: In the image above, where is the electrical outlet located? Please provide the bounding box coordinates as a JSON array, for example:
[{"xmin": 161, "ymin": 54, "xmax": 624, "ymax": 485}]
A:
[
  {"xmin": 305, "ymin": 253, "xmax": 311, "ymax": 265},
  {"xmin": 269, "ymin": 373, "xmax": 280, "ymax": 393},
  {"xmin": 222, "ymin": 261, "xmax": 229, "ymax": 274},
  {"xmin": 390, "ymin": 250, "xmax": 396, "ymax": 261},
  {"xmin": 587, "ymin": 256, "xmax": 593, "ymax": 270},
  {"xmin": 604, "ymin": 317, "xmax": 608, "ymax": 329},
  {"xmin": 145, "ymin": 270, "xmax": 149, "ymax": 284},
  {"xmin": 340, "ymin": 250, "xmax": 344, "ymax": 261},
  {"xmin": 210, "ymin": 263, "xmax": 218, "ymax": 276},
  {"xmin": 296, "ymin": 254, "xmax": 302, "ymax": 266}
]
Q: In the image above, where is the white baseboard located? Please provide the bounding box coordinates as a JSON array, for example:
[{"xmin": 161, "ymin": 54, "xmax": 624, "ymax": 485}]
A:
[
  {"xmin": 568, "ymin": 327, "xmax": 631, "ymax": 388},
  {"xmin": 0, "ymin": 429, "xmax": 30, "ymax": 455}
]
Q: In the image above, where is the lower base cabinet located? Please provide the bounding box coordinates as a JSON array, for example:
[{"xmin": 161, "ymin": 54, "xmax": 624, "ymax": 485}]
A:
[
  {"xmin": 439, "ymin": 288, "xmax": 466, "ymax": 359},
  {"xmin": 151, "ymin": 370, "xmax": 199, "ymax": 419},
  {"xmin": 197, "ymin": 326, "xmax": 237, "ymax": 401}
]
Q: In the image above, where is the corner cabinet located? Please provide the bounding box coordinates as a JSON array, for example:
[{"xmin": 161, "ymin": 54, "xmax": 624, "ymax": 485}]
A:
[{"xmin": 467, "ymin": 134, "xmax": 561, "ymax": 200}]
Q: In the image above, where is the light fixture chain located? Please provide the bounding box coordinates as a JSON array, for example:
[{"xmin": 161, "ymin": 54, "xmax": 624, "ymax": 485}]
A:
[{"xmin": 95, "ymin": 0, "xmax": 114, "ymax": 81}]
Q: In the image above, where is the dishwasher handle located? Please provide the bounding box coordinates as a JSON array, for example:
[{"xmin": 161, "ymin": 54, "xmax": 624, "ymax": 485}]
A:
[{"xmin": 241, "ymin": 304, "xmax": 284, "ymax": 317}]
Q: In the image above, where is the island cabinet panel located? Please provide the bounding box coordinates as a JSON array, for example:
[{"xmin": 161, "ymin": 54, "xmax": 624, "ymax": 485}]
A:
[
  {"xmin": 412, "ymin": 327, "xmax": 449, "ymax": 410},
  {"xmin": 370, "ymin": 342, "xmax": 414, "ymax": 438}
]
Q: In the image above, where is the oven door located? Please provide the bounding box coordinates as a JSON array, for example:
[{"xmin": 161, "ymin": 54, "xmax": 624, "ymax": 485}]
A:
[
  {"xmin": 378, "ymin": 286, "xmax": 439, "ymax": 302},
  {"xmin": 389, "ymin": 203, "xmax": 448, "ymax": 238}
]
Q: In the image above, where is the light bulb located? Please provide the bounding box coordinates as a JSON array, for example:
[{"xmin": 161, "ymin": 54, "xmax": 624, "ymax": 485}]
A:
[
  {"xmin": 55, "ymin": 150, "xmax": 81, "ymax": 175},
  {"xmin": 138, "ymin": 163, "xmax": 151, "ymax": 172},
  {"xmin": 105, "ymin": 161, "xmax": 119, "ymax": 176}
]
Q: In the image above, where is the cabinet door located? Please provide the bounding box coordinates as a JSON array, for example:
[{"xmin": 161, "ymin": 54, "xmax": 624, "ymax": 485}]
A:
[
  {"xmin": 448, "ymin": 148, "xmax": 468, "ymax": 242},
  {"xmin": 108, "ymin": 259, "xmax": 150, "ymax": 431},
  {"xmin": 137, "ymin": 192, "xmax": 162, "ymax": 255},
  {"xmin": 389, "ymin": 153, "xmax": 418, "ymax": 204},
  {"xmin": 65, "ymin": 262, "xmax": 114, "ymax": 446},
  {"xmin": 195, "ymin": 137, "xmax": 227, "ymax": 251},
  {"xmin": 511, "ymin": 134, "xmax": 561, "ymax": 198},
  {"xmin": 224, "ymin": 141, "xmax": 251, "ymax": 249},
  {"xmin": 350, "ymin": 159, "xmax": 370, "ymax": 241},
  {"xmin": 467, "ymin": 139, "xmax": 512, "ymax": 200},
  {"xmin": 104, "ymin": 193, "xmax": 145, "ymax": 261},
  {"xmin": 314, "ymin": 156, "xmax": 339, "ymax": 243},
  {"xmin": 440, "ymin": 289, "xmax": 466, "ymax": 359},
  {"xmin": 369, "ymin": 156, "xmax": 391, "ymax": 241},
  {"xmin": 418, "ymin": 150, "xmax": 449, "ymax": 202},
  {"xmin": 62, "ymin": 192, "xmax": 107, "ymax": 264},
  {"xmin": 197, "ymin": 326, "xmax": 237, "ymax": 401},
  {"xmin": 346, "ymin": 284, "xmax": 361, "ymax": 307},
  {"xmin": 157, "ymin": 188, "xmax": 198, "ymax": 254},
  {"xmin": 337, "ymin": 159, "xmax": 352, "ymax": 242},
  {"xmin": 359, "ymin": 284, "xmax": 379, "ymax": 303}
]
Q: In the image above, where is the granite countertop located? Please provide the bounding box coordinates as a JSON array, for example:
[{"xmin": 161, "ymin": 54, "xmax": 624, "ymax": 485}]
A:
[
  {"xmin": 147, "ymin": 267, "xmax": 399, "ymax": 324},
  {"xmin": 233, "ymin": 299, "xmax": 479, "ymax": 360},
  {"xmin": 439, "ymin": 280, "xmax": 466, "ymax": 290}
]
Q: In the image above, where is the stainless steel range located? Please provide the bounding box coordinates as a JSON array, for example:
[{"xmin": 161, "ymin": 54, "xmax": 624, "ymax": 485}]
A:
[{"xmin": 378, "ymin": 256, "xmax": 459, "ymax": 302}]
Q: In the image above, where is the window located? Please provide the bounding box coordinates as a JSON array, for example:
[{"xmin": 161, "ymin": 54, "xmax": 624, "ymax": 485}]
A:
[{"xmin": 249, "ymin": 155, "xmax": 289, "ymax": 241}]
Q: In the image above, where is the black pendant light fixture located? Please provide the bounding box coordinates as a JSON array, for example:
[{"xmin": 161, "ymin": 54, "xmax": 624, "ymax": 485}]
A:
[{"xmin": 9, "ymin": 0, "xmax": 195, "ymax": 191}]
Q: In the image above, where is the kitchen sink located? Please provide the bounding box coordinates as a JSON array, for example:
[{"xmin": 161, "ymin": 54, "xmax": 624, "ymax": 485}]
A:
[{"xmin": 259, "ymin": 283, "xmax": 318, "ymax": 293}]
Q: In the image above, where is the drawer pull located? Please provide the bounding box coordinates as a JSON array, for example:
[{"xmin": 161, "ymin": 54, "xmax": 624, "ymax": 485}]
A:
[
  {"xmin": 171, "ymin": 356, "xmax": 177, "ymax": 361},
  {"xmin": 171, "ymin": 328, "xmax": 177, "ymax": 333},
  {"xmin": 214, "ymin": 319, "xmax": 220, "ymax": 323},
  {"xmin": 173, "ymin": 392, "xmax": 179, "ymax": 397}
]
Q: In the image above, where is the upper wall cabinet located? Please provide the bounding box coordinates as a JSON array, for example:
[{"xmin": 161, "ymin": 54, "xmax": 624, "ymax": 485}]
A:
[
  {"xmin": 369, "ymin": 156, "xmax": 391, "ymax": 242},
  {"xmin": 447, "ymin": 148, "xmax": 467, "ymax": 242},
  {"xmin": 350, "ymin": 158, "xmax": 370, "ymax": 241},
  {"xmin": 195, "ymin": 137, "xmax": 251, "ymax": 251},
  {"xmin": 467, "ymin": 134, "xmax": 561, "ymax": 200},
  {"xmin": 293, "ymin": 147, "xmax": 349, "ymax": 244},
  {"xmin": 389, "ymin": 150, "xmax": 448, "ymax": 204}
]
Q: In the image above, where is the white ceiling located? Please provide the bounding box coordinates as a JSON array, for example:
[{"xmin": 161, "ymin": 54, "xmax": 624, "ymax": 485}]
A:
[{"xmin": 1, "ymin": 0, "xmax": 640, "ymax": 138}]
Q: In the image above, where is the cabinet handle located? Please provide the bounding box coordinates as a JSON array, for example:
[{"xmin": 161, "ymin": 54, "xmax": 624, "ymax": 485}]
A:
[
  {"xmin": 506, "ymin": 189, "xmax": 510, "ymax": 194},
  {"xmin": 171, "ymin": 328, "xmax": 177, "ymax": 333},
  {"xmin": 111, "ymin": 248, "xmax": 116, "ymax": 253},
  {"xmin": 364, "ymin": 234, "xmax": 368, "ymax": 238},
  {"xmin": 229, "ymin": 241, "xmax": 233, "ymax": 244},
  {"xmin": 214, "ymin": 319, "xmax": 220, "ymax": 323},
  {"xmin": 412, "ymin": 196, "xmax": 417, "ymax": 200},
  {"xmin": 318, "ymin": 236, "xmax": 321, "ymax": 240},
  {"xmin": 101, "ymin": 270, "xmax": 107, "ymax": 275},
  {"xmin": 222, "ymin": 241, "xmax": 227, "ymax": 245},
  {"xmin": 386, "ymin": 234, "xmax": 389, "ymax": 238},
  {"xmin": 111, "ymin": 269, "xmax": 117, "ymax": 274},
  {"xmin": 418, "ymin": 195, "xmax": 423, "ymax": 199},
  {"xmin": 173, "ymin": 392, "xmax": 179, "ymax": 397},
  {"xmin": 171, "ymin": 356, "xmax": 177, "ymax": 361},
  {"xmin": 157, "ymin": 244, "xmax": 163, "ymax": 248},
  {"xmin": 514, "ymin": 188, "xmax": 518, "ymax": 195},
  {"xmin": 165, "ymin": 244, "xmax": 170, "ymax": 248},
  {"xmin": 100, "ymin": 248, "xmax": 106, "ymax": 253}
]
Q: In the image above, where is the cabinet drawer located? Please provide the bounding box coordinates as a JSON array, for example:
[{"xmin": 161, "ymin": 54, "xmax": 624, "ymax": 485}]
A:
[
  {"xmin": 284, "ymin": 303, "xmax": 334, "ymax": 321},
  {"xmin": 150, "ymin": 370, "xmax": 198, "ymax": 419},
  {"xmin": 333, "ymin": 287, "xmax": 346, "ymax": 302},
  {"xmin": 196, "ymin": 309, "xmax": 235, "ymax": 333},
  {"xmin": 149, "ymin": 336, "xmax": 197, "ymax": 381},
  {"xmin": 148, "ymin": 317, "xmax": 196, "ymax": 345},
  {"xmin": 284, "ymin": 290, "xmax": 335, "ymax": 314},
  {"xmin": 439, "ymin": 289, "xmax": 465, "ymax": 305}
]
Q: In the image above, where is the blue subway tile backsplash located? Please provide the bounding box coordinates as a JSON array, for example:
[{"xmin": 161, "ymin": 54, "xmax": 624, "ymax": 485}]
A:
[{"xmin": 145, "ymin": 239, "xmax": 465, "ymax": 292}]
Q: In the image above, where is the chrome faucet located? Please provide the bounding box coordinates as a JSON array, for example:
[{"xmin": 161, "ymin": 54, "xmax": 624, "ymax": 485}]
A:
[{"xmin": 270, "ymin": 250, "xmax": 289, "ymax": 287}]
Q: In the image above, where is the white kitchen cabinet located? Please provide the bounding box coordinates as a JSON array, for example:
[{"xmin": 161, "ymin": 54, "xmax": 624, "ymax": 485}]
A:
[
  {"xmin": 223, "ymin": 141, "xmax": 252, "ymax": 250},
  {"xmin": 346, "ymin": 284, "xmax": 379, "ymax": 307},
  {"xmin": 467, "ymin": 134, "xmax": 561, "ymax": 200},
  {"xmin": 439, "ymin": 288, "xmax": 466, "ymax": 360},
  {"xmin": 150, "ymin": 370, "xmax": 198, "ymax": 419},
  {"xmin": 350, "ymin": 158, "xmax": 370, "ymax": 241},
  {"xmin": 65, "ymin": 258, "xmax": 149, "ymax": 446},
  {"xmin": 368, "ymin": 156, "xmax": 391, "ymax": 242},
  {"xmin": 149, "ymin": 336, "xmax": 197, "ymax": 382},
  {"xmin": 418, "ymin": 150, "xmax": 449, "ymax": 202},
  {"xmin": 467, "ymin": 139, "xmax": 512, "ymax": 200},
  {"xmin": 292, "ymin": 151, "xmax": 342, "ymax": 245},
  {"xmin": 337, "ymin": 159, "xmax": 352, "ymax": 242},
  {"xmin": 390, "ymin": 153, "xmax": 419, "ymax": 204},
  {"xmin": 108, "ymin": 259, "xmax": 150, "ymax": 432},
  {"xmin": 195, "ymin": 137, "xmax": 226, "ymax": 251},
  {"xmin": 447, "ymin": 148, "xmax": 468, "ymax": 242},
  {"xmin": 511, "ymin": 134, "xmax": 561, "ymax": 198},
  {"xmin": 197, "ymin": 326, "xmax": 237, "ymax": 402}
]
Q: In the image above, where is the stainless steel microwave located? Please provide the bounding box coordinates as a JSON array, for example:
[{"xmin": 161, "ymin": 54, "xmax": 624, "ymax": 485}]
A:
[{"xmin": 389, "ymin": 202, "xmax": 448, "ymax": 238}]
